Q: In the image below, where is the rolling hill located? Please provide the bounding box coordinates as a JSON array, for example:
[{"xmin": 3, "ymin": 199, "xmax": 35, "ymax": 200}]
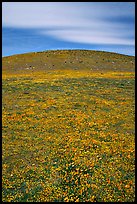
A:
[
  {"xmin": 2, "ymin": 50, "xmax": 135, "ymax": 74},
  {"xmin": 2, "ymin": 50, "xmax": 135, "ymax": 202}
]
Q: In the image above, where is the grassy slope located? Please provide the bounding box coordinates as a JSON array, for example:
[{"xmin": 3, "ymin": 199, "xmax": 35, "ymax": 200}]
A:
[
  {"xmin": 2, "ymin": 50, "xmax": 135, "ymax": 73},
  {"xmin": 2, "ymin": 50, "xmax": 135, "ymax": 202}
]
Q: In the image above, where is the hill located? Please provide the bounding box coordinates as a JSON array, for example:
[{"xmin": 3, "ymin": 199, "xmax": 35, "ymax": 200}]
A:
[
  {"xmin": 2, "ymin": 50, "xmax": 135, "ymax": 74},
  {"xmin": 2, "ymin": 50, "xmax": 135, "ymax": 202}
]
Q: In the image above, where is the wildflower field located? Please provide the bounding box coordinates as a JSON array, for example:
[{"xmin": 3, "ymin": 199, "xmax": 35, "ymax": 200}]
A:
[{"xmin": 2, "ymin": 50, "xmax": 135, "ymax": 202}]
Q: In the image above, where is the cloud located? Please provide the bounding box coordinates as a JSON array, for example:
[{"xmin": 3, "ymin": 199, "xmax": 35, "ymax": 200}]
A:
[
  {"xmin": 2, "ymin": 2, "xmax": 135, "ymax": 46},
  {"xmin": 42, "ymin": 28, "xmax": 134, "ymax": 46},
  {"xmin": 2, "ymin": 2, "xmax": 90, "ymax": 28}
]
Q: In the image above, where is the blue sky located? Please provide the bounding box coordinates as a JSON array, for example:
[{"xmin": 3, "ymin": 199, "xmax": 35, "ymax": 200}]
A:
[{"xmin": 2, "ymin": 2, "xmax": 135, "ymax": 57}]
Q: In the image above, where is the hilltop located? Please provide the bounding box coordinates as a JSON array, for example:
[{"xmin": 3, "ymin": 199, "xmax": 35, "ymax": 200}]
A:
[{"xmin": 2, "ymin": 50, "xmax": 135, "ymax": 74}]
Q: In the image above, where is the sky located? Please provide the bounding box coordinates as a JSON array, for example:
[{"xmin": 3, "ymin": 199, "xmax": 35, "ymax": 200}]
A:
[{"xmin": 2, "ymin": 2, "xmax": 135, "ymax": 57}]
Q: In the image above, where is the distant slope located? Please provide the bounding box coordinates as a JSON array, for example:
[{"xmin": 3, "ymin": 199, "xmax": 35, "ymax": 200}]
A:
[{"xmin": 2, "ymin": 50, "xmax": 135, "ymax": 74}]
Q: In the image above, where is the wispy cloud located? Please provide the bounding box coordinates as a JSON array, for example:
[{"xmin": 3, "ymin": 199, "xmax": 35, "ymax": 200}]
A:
[
  {"xmin": 42, "ymin": 27, "xmax": 134, "ymax": 46},
  {"xmin": 2, "ymin": 2, "xmax": 135, "ymax": 52}
]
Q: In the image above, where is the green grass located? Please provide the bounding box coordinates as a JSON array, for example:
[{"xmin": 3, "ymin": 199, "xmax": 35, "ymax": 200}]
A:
[{"xmin": 2, "ymin": 50, "xmax": 135, "ymax": 202}]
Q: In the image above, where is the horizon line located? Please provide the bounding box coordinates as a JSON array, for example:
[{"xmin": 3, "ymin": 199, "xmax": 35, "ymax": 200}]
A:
[{"xmin": 2, "ymin": 48, "xmax": 135, "ymax": 58}]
